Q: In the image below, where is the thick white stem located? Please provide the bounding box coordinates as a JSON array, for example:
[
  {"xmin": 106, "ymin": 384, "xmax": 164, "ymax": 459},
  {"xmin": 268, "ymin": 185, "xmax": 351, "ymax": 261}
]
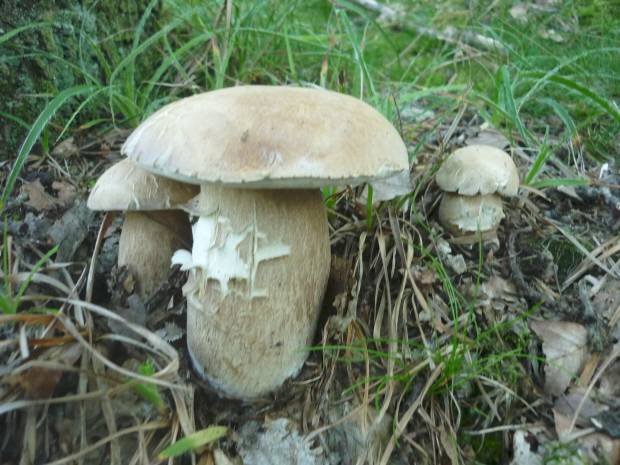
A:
[{"xmin": 173, "ymin": 186, "xmax": 330, "ymax": 398}]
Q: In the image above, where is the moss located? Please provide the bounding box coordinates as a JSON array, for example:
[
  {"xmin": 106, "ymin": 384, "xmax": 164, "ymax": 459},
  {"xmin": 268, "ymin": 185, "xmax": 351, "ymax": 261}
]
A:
[{"xmin": 0, "ymin": 0, "xmax": 159, "ymax": 159}]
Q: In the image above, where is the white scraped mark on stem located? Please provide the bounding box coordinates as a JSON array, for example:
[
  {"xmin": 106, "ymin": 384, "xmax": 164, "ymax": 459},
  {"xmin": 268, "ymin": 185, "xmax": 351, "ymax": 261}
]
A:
[{"xmin": 172, "ymin": 202, "xmax": 290, "ymax": 300}]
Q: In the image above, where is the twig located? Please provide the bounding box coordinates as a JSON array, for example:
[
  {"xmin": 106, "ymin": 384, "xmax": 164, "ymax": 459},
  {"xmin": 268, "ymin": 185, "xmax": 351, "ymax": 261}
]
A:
[
  {"xmin": 578, "ymin": 279, "xmax": 606, "ymax": 352},
  {"xmin": 507, "ymin": 228, "xmax": 568, "ymax": 315}
]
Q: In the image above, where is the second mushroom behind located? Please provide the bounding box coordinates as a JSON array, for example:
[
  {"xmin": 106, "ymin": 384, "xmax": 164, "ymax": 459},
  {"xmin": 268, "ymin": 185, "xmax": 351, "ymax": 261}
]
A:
[
  {"xmin": 87, "ymin": 158, "xmax": 199, "ymax": 300},
  {"xmin": 435, "ymin": 145, "xmax": 519, "ymax": 237},
  {"xmin": 122, "ymin": 85, "xmax": 410, "ymax": 398}
]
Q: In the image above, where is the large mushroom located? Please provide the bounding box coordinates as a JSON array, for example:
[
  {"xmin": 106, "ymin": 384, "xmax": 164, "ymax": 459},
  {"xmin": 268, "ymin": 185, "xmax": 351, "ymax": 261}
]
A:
[
  {"xmin": 122, "ymin": 85, "xmax": 409, "ymax": 398},
  {"xmin": 88, "ymin": 158, "xmax": 199, "ymax": 299},
  {"xmin": 435, "ymin": 145, "xmax": 519, "ymax": 236}
]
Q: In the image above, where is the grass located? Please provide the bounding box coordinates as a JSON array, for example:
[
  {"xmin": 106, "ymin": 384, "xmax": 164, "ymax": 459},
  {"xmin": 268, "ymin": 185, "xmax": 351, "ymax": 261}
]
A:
[{"xmin": 1, "ymin": 0, "xmax": 619, "ymax": 463}]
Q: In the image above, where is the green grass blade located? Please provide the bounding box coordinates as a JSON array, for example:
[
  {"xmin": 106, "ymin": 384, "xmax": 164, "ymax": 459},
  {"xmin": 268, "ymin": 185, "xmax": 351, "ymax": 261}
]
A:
[
  {"xmin": 0, "ymin": 111, "xmax": 30, "ymax": 130},
  {"xmin": 1, "ymin": 85, "xmax": 97, "ymax": 211},
  {"xmin": 540, "ymin": 97, "xmax": 577, "ymax": 135},
  {"xmin": 0, "ymin": 22, "xmax": 53, "ymax": 46},
  {"xmin": 529, "ymin": 178, "xmax": 590, "ymax": 189},
  {"xmin": 9, "ymin": 246, "xmax": 58, "ymax": 314},
  {"xmin": 524, "ymin": 126, "xmax": 551, "ymax": 185},
  {"xmin": 522, "ymin": 72, "xmax": 620, "ymax": 125},
  {"xmin": 499, "ymin": 65, "xmax": 532, "ymax": 148},
  {"xmin": 158, "ymin": 427, "xmax": 229, "ymax": 459},
  {"xmin": 337, "ymin": 9, "xmax": 376, "ymax": 98},
  {"xmin": 142, "ymin": 31, "xmax": 214, "ymax": 102},
  {"xmin": 330, "ymin": 0, "xmax": 399, "ymax": 62}
]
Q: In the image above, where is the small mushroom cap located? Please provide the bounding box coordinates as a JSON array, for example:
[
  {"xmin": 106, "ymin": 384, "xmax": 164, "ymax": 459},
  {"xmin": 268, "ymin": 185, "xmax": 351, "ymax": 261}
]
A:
[
  {"xmin": 87, "ymin": 159, "xmax": 199, "ymax": 211},
  {"xmin": 436, "ymin": 145, "xmax": 519, "ymax": 196},
  {"xmin": 122, "ymin": 86, "xmax": 409, "ymax": 188},
  {"xmin": 438, "ymin": 193, "xmax": 504, "ymax": 235}
]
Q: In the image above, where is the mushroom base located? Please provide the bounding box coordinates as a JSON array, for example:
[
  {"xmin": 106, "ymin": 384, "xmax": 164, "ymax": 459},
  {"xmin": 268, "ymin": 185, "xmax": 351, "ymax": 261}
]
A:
[
  {"xmin": 438, "ymin": 193, "xmax": 504, "ymax": 236},
  {"xmin": 175, "ymin": 187, "xmax": 330, "ymax": 399}
]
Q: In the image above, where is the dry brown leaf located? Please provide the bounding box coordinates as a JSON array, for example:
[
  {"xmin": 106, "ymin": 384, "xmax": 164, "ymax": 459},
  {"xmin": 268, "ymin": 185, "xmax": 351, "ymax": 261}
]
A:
[
  {"xmin": 51, "ymin": 136, "xmax": 77, "ymax": 158},
  {"xmin": 464, "ymin": 129, "xmax": 510, "ymax": 149},
  {"xmin": 21, "ymin": 179, "xmax": 58, "ymax": 210},
  {"xmin": 553, "ymin": 409, "xmax": 620, "ymax": 464},
  {"xmin": 531, "ymin": 320, "xmax": 589, "ymax": 396},
  {"xmin": 52, "ymin": 181, "xmax": 79, "ymax": 206},
  {"xmin": 47, "ymin": 199, "xmax": 94, "ymax": 262},
  {"xmin": 21, "ymin": 179, "xmax": 79, "ymax": 211},
  {"xmin": 9, "ymin": 343, "xmax": 83, "ymax": 399},
  {"xmin": 554, "ymin": 391, "xmax": 602, "ymax": 427}
]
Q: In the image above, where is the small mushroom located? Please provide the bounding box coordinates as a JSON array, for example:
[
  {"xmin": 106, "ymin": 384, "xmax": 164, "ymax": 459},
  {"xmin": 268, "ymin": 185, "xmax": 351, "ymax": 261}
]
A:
[
  {"xmin": 122, "ymin": 85, "xmax": 409, "ymax": 398},
  {"xmin": 435, "ymin": 145, "xmax": 519, "ymax": 236},
  {"xmin": 88, "ymin": 159, "xmax": 199, "ymax": 299}
]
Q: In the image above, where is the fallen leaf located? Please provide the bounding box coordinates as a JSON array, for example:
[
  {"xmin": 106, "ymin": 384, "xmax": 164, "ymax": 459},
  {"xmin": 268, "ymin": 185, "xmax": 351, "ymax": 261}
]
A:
[
  {"xmin": 155, "ymin": 322, "xmax": 184, "ymax": 342},
  {"xmin": 511, "ymin": 429, "xmax": 544, "ymax": 465},
  {"xmin": 52, "ymin": 181, "xmax": 79, "ymax": 207},
  {"xmin": 509, "ymin": 4, "xmax": 530, "ymax": 24},
  {"xmin": 47, "ymin": 198, "xmax": 94, "ymax": 262},
  {"xmin": 530, "ymin": 320, "xmax": 589, "ymax": 396},
  {"xmin": 465, "ymin": 129, "xmax": 510, "ymax": 149},
  {"xmin": 593, "ymin": 410, "xmax": 620, "ymax": 439},
  {"xmin": 51, "ymin": 137, "xmax": 77, "ymax": 158},
  {"xmin": 22, "ymin": 179, "xmax": 58, "ymax": 210},
  {"xmin": 10, "ymin": 343, "xmax": 83, "ymax": 399},
  {"xmin": 553, "ymin": 408, "xmax": 620, "ymax": 464},
  {"xmin": 108, "ymin": 294, "xmax": 147, "ymax": 340},
  {"xmin": 237, "ymin": 419, "xmax": 324, "ymax": 465},
  {"xmin": 554, "ymin": 391, "xmax": 602, "ymax": 427}
]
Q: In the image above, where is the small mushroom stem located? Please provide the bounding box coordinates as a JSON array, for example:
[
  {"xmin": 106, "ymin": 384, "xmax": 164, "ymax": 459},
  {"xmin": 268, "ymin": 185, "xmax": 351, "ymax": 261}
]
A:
[
  {"xmin": 173, "ymin": 186, "xmax": 331, "ymax": 398},
  {"xmin": 438, "ymin": 192, "xmax": 505, "ymax": 236},
  {"xmin": 119, "ymin": 210, "xmax": 193, "ymax": 299}
]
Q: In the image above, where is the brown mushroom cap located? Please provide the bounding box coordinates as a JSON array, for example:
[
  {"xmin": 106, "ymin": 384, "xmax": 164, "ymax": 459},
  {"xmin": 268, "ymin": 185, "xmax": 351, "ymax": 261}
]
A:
[
  {"xmin": 435, "ymin": 145, "xmax": 519, "ymax": 197},
  {"xmin": 122, "ymin": 85, "xmax": 409, "ymax": 188},
  {"xmin": 87, "ymin": 158, "xmax": 199, "ymax": 211}
]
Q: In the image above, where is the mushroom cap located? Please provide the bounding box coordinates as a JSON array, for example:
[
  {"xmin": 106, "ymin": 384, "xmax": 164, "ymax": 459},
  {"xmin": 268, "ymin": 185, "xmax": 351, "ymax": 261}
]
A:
[
  {"xmin": 435, "ymin": 145, "xmax": 519, "ymax": 196},
  {"xmin": 438, "ymin": 192, "xmax": 505, "ymax": 235},
  {"xmin": 87, "ymin": 159, "xmax": 200, "ymax": 211},
  {"xmin": 122, "ymin": 86, "xmax": 409, "ymax": 188}
]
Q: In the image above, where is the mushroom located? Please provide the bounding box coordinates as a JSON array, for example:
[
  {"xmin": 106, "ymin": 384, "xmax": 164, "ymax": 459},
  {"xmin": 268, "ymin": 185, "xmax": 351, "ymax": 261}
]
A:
[
  {"xmin": 122, "ymin": 85, "xmax": 409, "ymax": 398},
  {"xmin": 88, "ymin": 158, "xmax": 199, "ymax": 299},
  {"xmin": 435, "ymin": 145, "xmax": 519, "ymax": 236}
]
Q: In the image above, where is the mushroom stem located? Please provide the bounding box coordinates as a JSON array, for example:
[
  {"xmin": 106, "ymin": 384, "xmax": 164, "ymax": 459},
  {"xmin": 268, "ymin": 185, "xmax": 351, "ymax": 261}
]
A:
[
  {"xmin": 437, "ymin": 192, "xmax": 505, "ymax": 236},
  {"xmin": 119, "ymin": 210, "xmax": 193, "ymax": 299},
  {"xmin": 173, "ymin": 186, "xmax": 330, "ymax": 398}
]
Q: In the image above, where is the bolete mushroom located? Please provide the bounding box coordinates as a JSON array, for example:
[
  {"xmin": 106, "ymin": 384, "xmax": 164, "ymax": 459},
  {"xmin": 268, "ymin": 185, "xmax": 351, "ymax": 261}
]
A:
[
  {"xmin": 435, "ymin": 145, "xmax": 519, "ymax": 236},
  {"xmin": 88, "ymin": 158, "xmax": 199, "ymax": 299},
  {"xmin": 122, "ymin": 85, "xmax": 409, "ymax": 398}
]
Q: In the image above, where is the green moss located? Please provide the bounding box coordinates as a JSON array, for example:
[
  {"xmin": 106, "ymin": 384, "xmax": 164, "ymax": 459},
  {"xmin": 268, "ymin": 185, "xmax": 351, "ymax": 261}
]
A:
[{"xmin": 0, "ymin": 0, "xmax": 158, "ymax": 159}]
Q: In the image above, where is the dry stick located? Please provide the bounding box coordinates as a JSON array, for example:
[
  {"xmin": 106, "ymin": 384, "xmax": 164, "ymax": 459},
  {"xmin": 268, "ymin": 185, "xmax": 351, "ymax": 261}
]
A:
[
  {"xmin": 554, "ymin": 221, "xmax": 620, "ymax": 290},
  {"xmin": 93, "ymin": 355, "xmax": 121, "ymax": 465},
  {"xmin": 568, "ymin": 342, "xmax": 620, "ymax": 436},
  {"xmin": 44, "ymin": 420, "xmax": 169, "ymax": 465},
  {"xmin": 86, "ymin": 210, "xmax": 116, "ymax": 304},
  {"xmin": 54, "ymin": 300, "xmax": 181, "ymax": 388},
  {"xmin": 465, "ymin": 351, "xmax": 501, "ymax": 422},
  {"xmin": 379, "ymin": 363, "xmax": 446, "ymax": 465},
  {"xmin": 507, "ymin": 227, "xmax": 567, "ymax": 314},
  {"xmin": 578, "ymin": 279, "xmax": 606, "ymax": 352},
  {"xmin": 563, "ymin": 236, "xmax": 620, "ymax": 290}
]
